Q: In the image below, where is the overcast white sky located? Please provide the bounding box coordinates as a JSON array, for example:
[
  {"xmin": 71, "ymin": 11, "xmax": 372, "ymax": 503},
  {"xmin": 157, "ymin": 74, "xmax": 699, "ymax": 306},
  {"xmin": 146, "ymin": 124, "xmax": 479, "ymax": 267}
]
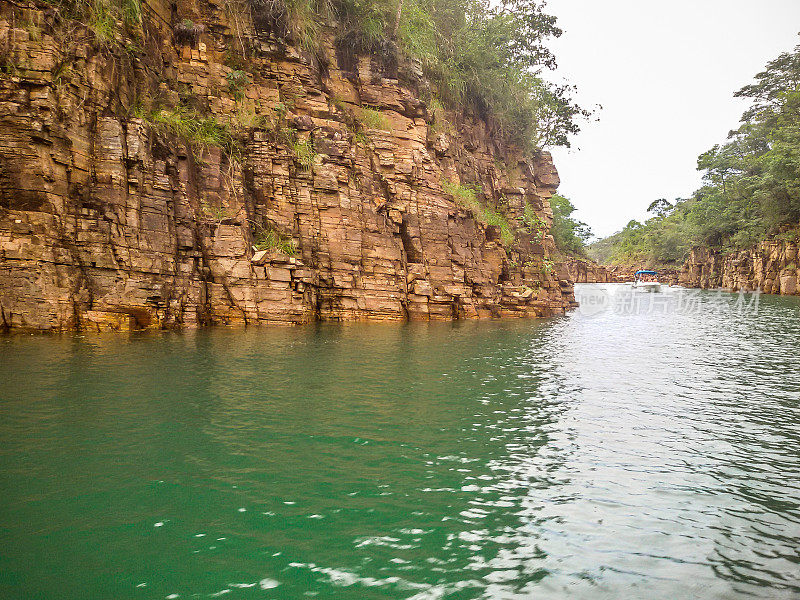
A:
[{"xmin": 544, "ymin": 0, "xmax": 800, "ymax": 238}]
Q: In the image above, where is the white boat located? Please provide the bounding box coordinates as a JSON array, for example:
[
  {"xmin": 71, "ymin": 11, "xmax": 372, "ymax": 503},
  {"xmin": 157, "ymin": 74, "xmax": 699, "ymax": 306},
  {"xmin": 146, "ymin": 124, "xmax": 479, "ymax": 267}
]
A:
[{"xmin": 632, "ymin": 270, "xmax": 662, "ymax": 292}]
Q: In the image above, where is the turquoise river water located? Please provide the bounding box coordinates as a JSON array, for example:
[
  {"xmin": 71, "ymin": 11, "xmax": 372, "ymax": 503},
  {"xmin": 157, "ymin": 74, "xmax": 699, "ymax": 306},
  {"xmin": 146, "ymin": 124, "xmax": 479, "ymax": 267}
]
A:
[{"xmin": 1, "ymin": 284, "xmax": 799, "ymax": 599}]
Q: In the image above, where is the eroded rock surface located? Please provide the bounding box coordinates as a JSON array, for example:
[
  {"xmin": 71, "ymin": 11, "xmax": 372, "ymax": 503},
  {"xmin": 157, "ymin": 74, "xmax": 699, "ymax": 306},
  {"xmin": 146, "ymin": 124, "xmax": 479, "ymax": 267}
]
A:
[
  {"xmin": 680, "ymin": 241, "xmax": 800, "ymax": 295},
  {"xmin": 0, "ymin": 0, "xmax": 576, "ymax": 330}
]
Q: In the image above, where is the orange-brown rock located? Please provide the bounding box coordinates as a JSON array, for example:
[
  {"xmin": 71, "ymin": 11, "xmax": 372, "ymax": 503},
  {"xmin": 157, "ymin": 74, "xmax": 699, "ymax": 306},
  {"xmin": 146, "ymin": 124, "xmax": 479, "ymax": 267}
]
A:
[
  {"xmin": 680, "ymin": 241, "xmax": 799, "ymax": 295},
  {"xmin": 0, "ymin": 0, "xmax": 576, "ymax": 331}
]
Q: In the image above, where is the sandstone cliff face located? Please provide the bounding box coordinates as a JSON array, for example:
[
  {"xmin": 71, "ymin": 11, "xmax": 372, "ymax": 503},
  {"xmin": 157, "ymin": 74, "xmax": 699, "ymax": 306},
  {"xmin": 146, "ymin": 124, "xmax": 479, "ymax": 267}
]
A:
[
  {"xmin": 680, "ymin": 241, "xmax": 799, "ymax": 295},
  {"xmin": 0, "ymin": 0, "xmax": 576, "ymax": 331}
]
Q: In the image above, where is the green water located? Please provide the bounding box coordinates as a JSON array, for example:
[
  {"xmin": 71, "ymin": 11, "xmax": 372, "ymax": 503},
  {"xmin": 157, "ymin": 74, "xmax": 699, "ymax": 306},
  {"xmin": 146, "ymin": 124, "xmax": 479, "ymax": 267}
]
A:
[{"xmin": 1, "ymin": 286, "xmax": 799, "ymax": 599}]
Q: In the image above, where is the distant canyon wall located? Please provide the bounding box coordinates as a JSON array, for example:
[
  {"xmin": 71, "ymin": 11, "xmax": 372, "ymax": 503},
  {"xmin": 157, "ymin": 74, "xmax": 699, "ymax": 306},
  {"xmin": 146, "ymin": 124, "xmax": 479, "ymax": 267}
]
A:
[
  {"xmin": 679, "ymin": 241, "xmax": 799, "ymax": 295},
  {"xmin": 563, "ymin": 259, "xmax": 676, "ymax": 285},
  {"xmin": 564, "ymin": 258, "xmax": 618, "ymax": 283}
]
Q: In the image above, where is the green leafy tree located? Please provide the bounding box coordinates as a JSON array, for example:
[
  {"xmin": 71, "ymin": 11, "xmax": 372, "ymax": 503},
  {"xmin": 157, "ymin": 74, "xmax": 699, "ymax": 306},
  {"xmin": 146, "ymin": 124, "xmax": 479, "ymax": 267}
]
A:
[
  {"xmin": 647, "ymin": 198, "xmax": 673, "ymax": 217},
  {"xmin": 549, "ymin": 193, "xmax": 592, "ymax": 256}
]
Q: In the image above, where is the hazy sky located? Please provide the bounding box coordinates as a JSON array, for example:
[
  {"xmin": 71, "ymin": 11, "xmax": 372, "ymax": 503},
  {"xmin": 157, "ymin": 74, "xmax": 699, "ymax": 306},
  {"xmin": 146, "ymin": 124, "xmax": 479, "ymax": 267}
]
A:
[{"xmin": 544, "ymin": 0, "xmax": 800, "ymax": 238}]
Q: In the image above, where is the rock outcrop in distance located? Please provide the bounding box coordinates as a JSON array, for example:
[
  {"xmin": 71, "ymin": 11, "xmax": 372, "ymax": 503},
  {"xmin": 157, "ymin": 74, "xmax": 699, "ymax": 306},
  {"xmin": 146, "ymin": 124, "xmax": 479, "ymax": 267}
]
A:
[
  {"xmin": 0, "ymin": 0, "xmax": 578, "ymax": 331},
  {"xmin": 563, "ymin": 258, "xmax": 628, "ymax": 284},
  {"xmin": 680, "ymin": 240, "xmax": 800, "ymax": 295},
  {"xmin": 564, "ymin": 258, "xmax": 684, "ymax": 285}
]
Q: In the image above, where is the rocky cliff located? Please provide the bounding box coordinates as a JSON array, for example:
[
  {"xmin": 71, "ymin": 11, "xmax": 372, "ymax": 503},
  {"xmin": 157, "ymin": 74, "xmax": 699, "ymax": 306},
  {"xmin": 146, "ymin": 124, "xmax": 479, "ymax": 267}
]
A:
[
  {"xmin": 679, "ymin": 240, "xmax": 799, "ymax": 295},
  {"xmin": 0, "ymin": 0, "xmax": 577, "ymax": 331}
]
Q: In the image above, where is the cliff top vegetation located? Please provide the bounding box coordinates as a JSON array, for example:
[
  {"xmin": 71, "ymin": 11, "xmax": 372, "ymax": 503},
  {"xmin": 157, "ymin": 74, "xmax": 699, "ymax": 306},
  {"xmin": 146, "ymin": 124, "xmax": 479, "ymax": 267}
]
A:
[{"xmin": 248, "ymin": 0, "xmax": 592, "ymax": 150}]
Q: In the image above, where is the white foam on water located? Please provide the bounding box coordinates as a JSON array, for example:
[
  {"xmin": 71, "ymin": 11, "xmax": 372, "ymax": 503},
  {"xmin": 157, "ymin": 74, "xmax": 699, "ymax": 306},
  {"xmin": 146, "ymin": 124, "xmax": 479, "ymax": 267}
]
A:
[
  {"xmin": 259, "ymin": 578, "xmax": 281, "ymax": 589},
  {"xmin": 210, "ymin": 589, "xmax": 231, "ymax": 597},
  {"xmin": 289, "ymin": 563, "xmax": 425, "ymax": 591}
]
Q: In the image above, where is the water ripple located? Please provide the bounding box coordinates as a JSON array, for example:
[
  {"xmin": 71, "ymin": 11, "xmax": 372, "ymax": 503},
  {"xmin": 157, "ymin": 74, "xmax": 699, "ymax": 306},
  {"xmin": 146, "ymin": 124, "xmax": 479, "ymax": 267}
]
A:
[{"xmin": 0, "ymin": 286, "xmax": 799, "ymax": 598}]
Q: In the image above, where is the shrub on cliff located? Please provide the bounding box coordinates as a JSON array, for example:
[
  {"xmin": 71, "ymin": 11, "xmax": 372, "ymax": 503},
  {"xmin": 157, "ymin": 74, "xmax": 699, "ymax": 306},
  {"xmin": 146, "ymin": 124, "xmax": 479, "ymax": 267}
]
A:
[
  {"xmin": 43, "ymin": 0, "xmax": 142, "ymax": 47},
  {"xmin": 248, "ymin": 0, "xmax": 333, "ymax": 53},
  {"xmin": 174, "ymin": 19, "xmax": 205, "ymax": 47},
  {"xmin": 226, "ymin": 69, "xmax": 250, "ymax": 100},
  {"xmin": 358, "ymin": 106, "xmax": 391, "ymax": 131},
  {"xmin": 252, "ymin": 224, "xmax": 297, "ymax": 254},
  {"xmin": 442, "ymin": 179, "xmax": 514, "ymax": 244},
  {"xmin": 133, "ymin": 105, "xmax": 240, "ymax": 159}
]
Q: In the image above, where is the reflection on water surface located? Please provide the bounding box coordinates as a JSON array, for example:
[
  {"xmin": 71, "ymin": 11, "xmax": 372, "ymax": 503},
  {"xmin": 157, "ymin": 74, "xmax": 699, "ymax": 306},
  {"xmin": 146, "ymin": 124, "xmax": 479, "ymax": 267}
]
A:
[{"xmin": 1, "ymin": 286, "xmax": 799, "ymax": 599}]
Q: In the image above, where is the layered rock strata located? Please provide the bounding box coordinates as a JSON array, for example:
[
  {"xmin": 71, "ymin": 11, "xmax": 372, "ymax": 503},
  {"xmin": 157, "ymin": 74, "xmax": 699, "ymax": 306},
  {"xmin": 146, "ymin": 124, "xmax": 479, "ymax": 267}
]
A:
[
  {"xmin": 0, "ymin": 0, "xmax": 576, "ymax": 330},
  {"xmin": 679, "ymin": 242, "xmax": 799, "ymax": 295}
]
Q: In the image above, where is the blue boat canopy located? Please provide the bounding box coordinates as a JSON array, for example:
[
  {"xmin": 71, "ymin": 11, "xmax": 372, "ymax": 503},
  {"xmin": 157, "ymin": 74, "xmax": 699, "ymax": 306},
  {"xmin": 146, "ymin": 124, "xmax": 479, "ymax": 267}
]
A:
[{"xmin": 635, "ymin": 270, "xmax": 658, "ymax": 275}]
